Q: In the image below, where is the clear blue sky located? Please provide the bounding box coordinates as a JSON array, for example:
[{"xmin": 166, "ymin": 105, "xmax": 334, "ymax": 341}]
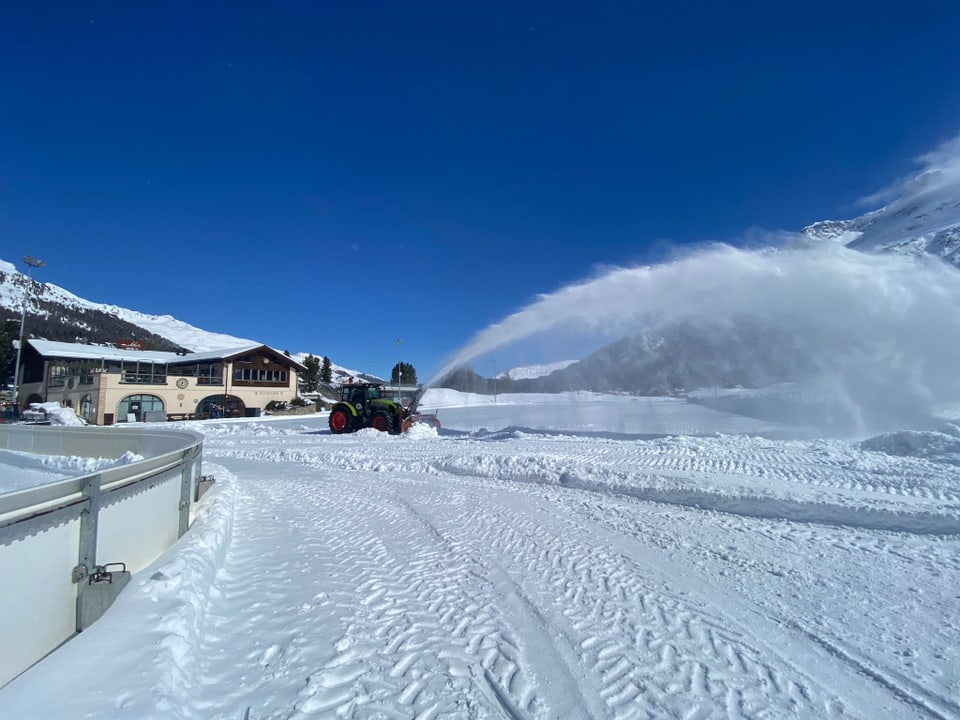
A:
[{"xmin": 2, "ymin": 2, "xmax": 959, "ymax": 380}]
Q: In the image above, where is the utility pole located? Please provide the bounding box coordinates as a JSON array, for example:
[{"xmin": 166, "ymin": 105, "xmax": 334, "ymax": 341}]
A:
[
  {"xmin": 396, "ymin": 338, "xmax": 402, "ymax": 403},
  {"xmin": 12, "ymin": 256, "xmax": 47, "ymax": 407}
]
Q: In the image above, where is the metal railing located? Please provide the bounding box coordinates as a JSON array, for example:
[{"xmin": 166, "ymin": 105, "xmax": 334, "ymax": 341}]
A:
[{"xmin": 0, "ymin": 424, "xmax": 204, "ymax": 688}]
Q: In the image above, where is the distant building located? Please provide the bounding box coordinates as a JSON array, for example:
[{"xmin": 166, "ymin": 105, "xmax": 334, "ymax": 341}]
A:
[{"xmin": 17, "ymin": 340, "xmax": 306, "ymax": 425}]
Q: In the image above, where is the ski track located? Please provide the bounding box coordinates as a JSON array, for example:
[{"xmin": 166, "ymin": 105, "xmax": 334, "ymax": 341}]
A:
[{"xmin": 174, "ymin": 419, "xmax": 960, "ymax": 719}]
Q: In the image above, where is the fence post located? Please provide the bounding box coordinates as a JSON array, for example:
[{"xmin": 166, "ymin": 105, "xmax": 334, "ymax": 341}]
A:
[
  {"xmin": 178, "ymin": 452, "xmax": 194, "ymax": 538},
  {"xmin": 74, "ymin": 474, "xmax": 101, "ymax": 632}
]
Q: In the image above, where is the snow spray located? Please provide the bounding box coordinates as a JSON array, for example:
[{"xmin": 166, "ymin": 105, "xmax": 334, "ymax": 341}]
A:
[{"xmin": 428, "ymin": 242, "xmax": 960, "ymax": 435}]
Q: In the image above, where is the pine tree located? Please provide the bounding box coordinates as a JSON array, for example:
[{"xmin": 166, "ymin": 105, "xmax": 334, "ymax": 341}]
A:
[
  {"xmin": 321, "ymin": 356, "xmax": 333, "ymax": 385},
  {"xmin": 391, "ymin": 362, "xmax": 417, "ymax": 385},
  {"xmin": 301, "ymin": 354, "xmax": 321, "ymax": 393},
  {"xmin": 0, "ymin": 319, "xmax": 20, "ymax": 388}
]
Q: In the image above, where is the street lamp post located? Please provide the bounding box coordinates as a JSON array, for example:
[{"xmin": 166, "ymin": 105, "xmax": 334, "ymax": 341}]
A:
[
  {"xmin": 395, "ymin": 338, "xmax": 402, "ymax": 403},
  {"xmin": 12, "ymin": 256, "xmax": 47, "ymax": 407}
]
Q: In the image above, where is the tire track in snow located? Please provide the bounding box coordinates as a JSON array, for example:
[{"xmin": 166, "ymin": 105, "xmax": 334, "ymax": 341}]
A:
[
  {"xmin": 214, "ymin": 430, "xmax": 960, "ymax": 534},
  {"xmin": 204, "ymin": 429, "xmax": 956, "ymax": 718},
  {"xmin": 427, "ymin": 447, "xmax": 960, "ymax": 535},
  {"xmin": 402, "ymin": 481, "xmax": 850, "ymax": 719},
  {"xmin": 200, "ymin": 458, "xmax": 577, "ymax": 718}
]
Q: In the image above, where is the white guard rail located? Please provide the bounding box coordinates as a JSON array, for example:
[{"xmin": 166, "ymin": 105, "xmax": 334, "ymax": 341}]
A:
[{"xmin": 0, "ymin": 425, "xmax": 204, "ymax": 688}]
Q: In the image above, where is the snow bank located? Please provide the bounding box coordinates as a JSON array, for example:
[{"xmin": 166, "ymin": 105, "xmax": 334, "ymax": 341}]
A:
[
  {"xmin": 860, "ymin": 427, "xmax": 960, "ymax": 466},
  {"xmin": 30, "ymin": 402, "xmax": 86, "ymax": 426},
  {"xmin": 0, "ymin": 450, "xmax": 146, "ymax": 494}
]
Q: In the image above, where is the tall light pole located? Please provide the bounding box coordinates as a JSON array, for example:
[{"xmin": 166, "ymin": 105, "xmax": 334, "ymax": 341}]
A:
[
  {"xmin": 395, "ymin": 338, "xmax": 402, "ymax": 403},
  {"xmin": 12, "ymin": 256, "xmax": 47, "ymax": 407}
]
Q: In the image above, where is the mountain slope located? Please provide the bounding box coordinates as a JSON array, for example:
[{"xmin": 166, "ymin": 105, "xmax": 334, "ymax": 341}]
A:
[
  {"xmin": 802, "ymin": 136, "xmax": 960, "ymax": 267},
  {"xmin": 0, "ymin": 259, "xmax": 253, "ymax": 352},
  {"xmin": 0, "ymin": 258, "xmax": 366, "ymax": 379},
  {"xmin": 509, "ymin": 317, "xmax": 818, "ymax": 395}
]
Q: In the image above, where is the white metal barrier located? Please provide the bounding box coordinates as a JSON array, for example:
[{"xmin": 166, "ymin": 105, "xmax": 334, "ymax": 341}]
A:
[{"xmin": 0, "ymin": 425, "xmax": 204, "ymax": 688}]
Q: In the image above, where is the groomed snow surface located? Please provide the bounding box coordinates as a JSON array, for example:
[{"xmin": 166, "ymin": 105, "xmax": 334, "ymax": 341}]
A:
[{"xmin": 1, "ymin": 391, "xmax": 958, "ymax": 719}]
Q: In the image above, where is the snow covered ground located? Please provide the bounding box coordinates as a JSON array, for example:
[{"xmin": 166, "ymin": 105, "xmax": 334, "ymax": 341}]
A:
[{"xmin": 0, "ymin": 393, "xmax": 958, "ymax": 719}]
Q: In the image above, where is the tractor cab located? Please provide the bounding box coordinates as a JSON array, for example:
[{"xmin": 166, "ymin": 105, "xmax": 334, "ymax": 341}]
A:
[{"xmin": 341, "ymin": 382, "xmax": 383, "ymax": 410}]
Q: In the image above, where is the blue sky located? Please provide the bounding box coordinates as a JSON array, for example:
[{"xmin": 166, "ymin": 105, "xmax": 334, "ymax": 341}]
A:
[{"xmin": 2, "ymin": 2, "xmax": 960, "ymax": 380}]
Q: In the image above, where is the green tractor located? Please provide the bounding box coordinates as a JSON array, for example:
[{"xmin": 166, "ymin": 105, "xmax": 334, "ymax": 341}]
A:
[{"xmin": 328, "ymin": 381, "xmax": 404, "ymax": 434}]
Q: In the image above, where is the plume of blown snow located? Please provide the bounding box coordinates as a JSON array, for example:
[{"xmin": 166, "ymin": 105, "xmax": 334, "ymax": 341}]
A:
[{"xmin": 429, "ymin": 242, "xmax": 960, "ymax": 435}]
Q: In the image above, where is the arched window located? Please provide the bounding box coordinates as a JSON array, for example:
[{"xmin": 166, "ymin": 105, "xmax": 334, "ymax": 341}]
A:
[
  {"xmin": 197, "ymin": 394, "xmax": 245, "ymax": 419},
  {"xmin": 117, "ymin": 394, "xmax": 164, "ymax": 422}
]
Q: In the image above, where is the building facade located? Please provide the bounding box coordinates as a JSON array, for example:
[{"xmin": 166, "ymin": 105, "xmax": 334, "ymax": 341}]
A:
[{"xmin": 18, "ymin": 340, "xmax": 306, "ymax": 425}]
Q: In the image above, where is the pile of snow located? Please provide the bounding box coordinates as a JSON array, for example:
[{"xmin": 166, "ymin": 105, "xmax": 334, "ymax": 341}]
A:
[
  {"xmin": 403, "ymin": 421, "xmax": 440, "ymax": 440},
  {"xmin": 860, "ymin": 426, "xmax": 960, "ymax": 466},
  {"xmin": 0, "ymin": 449, "xmax": 145, "ymax": 494},
  {"xmin": 31, "ymin": 402, "xmax": 86, "ymax": 426}
]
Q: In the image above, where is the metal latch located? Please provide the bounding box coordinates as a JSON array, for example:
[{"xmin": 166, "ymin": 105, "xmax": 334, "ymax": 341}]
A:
[{"xmin": 89, "ymin": 562, "xmax": 127, "ymax": 584}]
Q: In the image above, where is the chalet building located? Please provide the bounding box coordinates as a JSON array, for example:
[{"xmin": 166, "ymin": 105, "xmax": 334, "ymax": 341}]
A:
[{"xmin": 17, "ymin": 340, "xmax": 306, "ymax": 425}]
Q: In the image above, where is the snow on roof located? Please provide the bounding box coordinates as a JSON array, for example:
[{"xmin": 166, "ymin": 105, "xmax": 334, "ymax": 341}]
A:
[
  {"xmin": 26, "ymin": 340, "xmax": 267, "ymax": 365},
  {"xmin": 181, "ymin": 344, "xmax": 266, "ymax": 363}
]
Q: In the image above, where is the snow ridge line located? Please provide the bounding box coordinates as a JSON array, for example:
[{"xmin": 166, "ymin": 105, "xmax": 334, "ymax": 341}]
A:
[
  {"xmin": 568, "ymin": 480, "xmax": 960, "ymax": 536},
  {"xmin": 209, "ymin": 446, "xmax": 959, "ymax": 535},
  {"xmin": 431, "ymin": 459, "xmax": 960, "ymax": 536}
]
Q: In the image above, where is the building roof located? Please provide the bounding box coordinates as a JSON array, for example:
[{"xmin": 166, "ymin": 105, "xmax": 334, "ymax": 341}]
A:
[
  {"xmin": 27, "ymin": 340, "xmax": 182, "ymax": 363},
  {"xmin": 25, "ymin": 340, "xmax": 305, "ymax": 370}
]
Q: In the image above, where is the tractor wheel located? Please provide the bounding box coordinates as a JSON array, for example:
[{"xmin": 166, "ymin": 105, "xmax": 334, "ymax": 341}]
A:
[
  {"xmin": 329, "ymin": 408, "xmax": 353, "ymax": 434},
  {"xmin": 371, "ymin": 411, "xmax": 390, "ymax": 432}
]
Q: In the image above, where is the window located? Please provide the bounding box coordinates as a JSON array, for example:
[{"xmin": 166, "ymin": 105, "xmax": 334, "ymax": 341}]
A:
[
  {"xmin": 117, "ymin": 394, "xmax": 164, "ymax": 422},
  {"xmin": 233, "ymin": 367, "xmax": 288, "ymax": 384},
  {"xmin": 49, "ymin": 363, "xmax": 66, "ymax": 387},
  {"xmin": 120, "ymin": 362, "xmax": 167, "ymax": 385}
]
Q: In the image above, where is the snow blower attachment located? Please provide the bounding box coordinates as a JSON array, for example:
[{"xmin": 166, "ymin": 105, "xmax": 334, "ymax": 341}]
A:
[
  {"xmin": 400, "ymin": 389, "xmax": 441, "ymax": 433},
  {"xmin": 328, "ymin": 380, "xmax": 440, "ymax": 435}
]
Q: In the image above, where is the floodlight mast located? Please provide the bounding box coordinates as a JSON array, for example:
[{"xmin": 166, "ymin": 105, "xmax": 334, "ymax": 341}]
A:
[
  {"xmin": 12, "ymin": 256, "xmax": 47, "ymax": 407},
  {"xmin": 396, "ymin": 338, "xmax": 402, "ymax": 403}
]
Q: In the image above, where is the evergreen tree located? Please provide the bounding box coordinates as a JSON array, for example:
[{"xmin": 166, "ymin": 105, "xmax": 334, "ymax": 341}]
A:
[
  {"xmin": 0, "ymin": 319, "xmax": 20, "ymax": 389},
  {"xmin": 391, "ymin": 362, "xmax": 417, "ymax": 385},
  {"xmin": 321, "ymin": 356, "xmax": 333, "ymax": 384},
  {"xmin": 436, "ymin": 365, "xmax": 483, "ymax": 392},
  {"xmin": 301, "ymin": 354, "xmax": 321, "ymax": 393}
]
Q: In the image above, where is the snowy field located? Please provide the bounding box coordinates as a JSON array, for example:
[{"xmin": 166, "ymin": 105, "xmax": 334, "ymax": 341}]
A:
[{"xmin": 1, "ymin": 392, "xmax": 958, "ymax": 719}]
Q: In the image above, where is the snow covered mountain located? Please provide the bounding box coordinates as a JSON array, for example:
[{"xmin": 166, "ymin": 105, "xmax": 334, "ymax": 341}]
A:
[
  {"xmin": 505, "ymin": 139, "xmax": 960, "ymax": 397},
  {"xmin": 0, "ymin": 258, "xmax": 366, "ymax": 379},
  {"xmin": 802, "ymin": 135, "xmax": 960, "ymax": 267},
  {"xmin": 497, "ymin": 360, "xmax": 577, "ymax": 381},
  {"xmin": 509, "ymin": 317, "xmax": 818, "ymax": 395},
  {"xmin": 0, "ymin": 258, "xmax": 256, "ymax": 352}
]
